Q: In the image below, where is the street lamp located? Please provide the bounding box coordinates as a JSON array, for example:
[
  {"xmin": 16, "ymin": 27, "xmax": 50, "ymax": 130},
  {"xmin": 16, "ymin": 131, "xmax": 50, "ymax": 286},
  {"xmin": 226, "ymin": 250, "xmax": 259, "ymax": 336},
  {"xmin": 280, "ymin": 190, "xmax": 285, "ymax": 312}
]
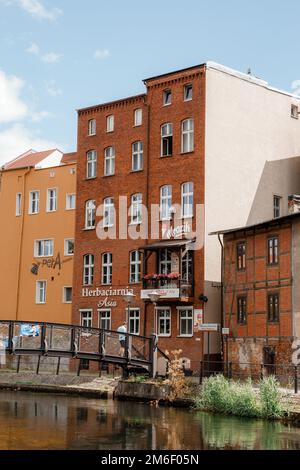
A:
[
  {"xmin": 123, "ymin": 291, "xmax": 136, "ymax": 324},
  {"xmin": 147, "ymin": 291, "xmax": 162, "ymax": 335}
]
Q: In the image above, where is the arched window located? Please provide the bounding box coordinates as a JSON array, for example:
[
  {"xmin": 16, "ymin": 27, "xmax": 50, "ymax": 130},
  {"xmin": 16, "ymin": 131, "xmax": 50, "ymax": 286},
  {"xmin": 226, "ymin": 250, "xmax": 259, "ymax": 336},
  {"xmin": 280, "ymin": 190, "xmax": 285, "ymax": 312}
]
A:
[
  {"xmin": 86, "ymin": 150, "xmax": 97, "ymax": 178},
  {"xmin": 104, "ymin": 147, "xmax": 115, "ymax": 176},
  {"xmin": 132, "ymin": 141, "xmax": 143, "ymax": 171},
  {"xmin": 83, "ymin": 254, "xmax": 94, "ymax": 285},
  {"xmin": 103, "ymin": 197, "xmax": 114, "ymax": 227},
  {"xmin": 85, "ymin": 200, "xmax": 96, "ymax": 229},
  {"xmin": 161, "ymin": 123, "xmax": 173, "ymax": 157},
  {"xmin": 181, "ymin": 119, "xmax": 194, "ymax": 153}
]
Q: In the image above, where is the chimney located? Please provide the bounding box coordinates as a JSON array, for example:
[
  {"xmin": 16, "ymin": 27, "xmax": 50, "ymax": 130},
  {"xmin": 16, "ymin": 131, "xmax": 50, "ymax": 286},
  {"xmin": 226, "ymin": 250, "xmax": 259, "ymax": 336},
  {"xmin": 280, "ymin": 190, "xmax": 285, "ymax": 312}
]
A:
[{"xmin": 288, "ymin": 195, "xmax": 300, "ymax": 214}]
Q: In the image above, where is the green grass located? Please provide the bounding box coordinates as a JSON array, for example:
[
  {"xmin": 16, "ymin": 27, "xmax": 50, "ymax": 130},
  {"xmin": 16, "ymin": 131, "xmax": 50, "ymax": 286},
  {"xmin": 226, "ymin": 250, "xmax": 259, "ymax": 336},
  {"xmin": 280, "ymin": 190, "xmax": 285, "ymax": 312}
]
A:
[{"xmin": 194, "ymin": 374, "xmax": 285, "ymax": 420}]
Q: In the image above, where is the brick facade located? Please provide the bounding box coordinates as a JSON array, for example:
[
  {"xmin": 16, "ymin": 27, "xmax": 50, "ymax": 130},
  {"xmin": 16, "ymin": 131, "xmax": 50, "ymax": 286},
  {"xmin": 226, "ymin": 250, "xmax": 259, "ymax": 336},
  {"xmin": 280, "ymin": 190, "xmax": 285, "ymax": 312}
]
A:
[
  {"xmin": 72, "ymin": 66, "xmax": 207, "ymax": 371},
  {"xmin": 223, "ymin": 218, "xmax": 295, "ymax": 369}
]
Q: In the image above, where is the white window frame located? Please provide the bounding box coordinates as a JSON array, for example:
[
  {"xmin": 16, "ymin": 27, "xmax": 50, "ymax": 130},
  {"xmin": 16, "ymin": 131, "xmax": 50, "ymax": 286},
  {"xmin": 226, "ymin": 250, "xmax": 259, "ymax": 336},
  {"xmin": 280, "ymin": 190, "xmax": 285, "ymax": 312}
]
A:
[
  {"xmin": 156, "ymin": 307, "xmax": 171, "ymax": 337},
  {"xmin": 64, "ymin": 238, "xmax": 74, "ymax": 256},
  {"xmin": 181, "ymin": 118, "xmax": 194, "ymax": 153},
  {"xmin": 29, "ymin": 190, "xmax": 40, "ymax": 215},
  {"xmin": 134, "ymin": 108, "xmax": 142, "ymax": 126},
  {"xmin": 130, "ymin": 250, "xmax": 141, "ymax": 283},
  {"xmin": 66, "ymin": 193, "xmax": 76, "ymax": 210},
  {"xmin": 159, "ymin": 249, "xmax": 172, "ymax": 275},
  {"xmin": 98, "ymin": 309, "xmax": 111, "ymax": 330},
  {"xmin": 80, "ymin": 309, "xmax": 93, "ymax": 328},
  {"xmin": 103, "ymin": 197, "xmax": 114, "ymax": 227},
  {"xmin": 63, "ymin": 286, "xmax": 72, "ymax": 304},
  {"xmin": 88, "ymin": 118, "xmax": 96, "ymax": 136},
  {"xmin": 34, "ymin": 239, "xmax": 54, "ymax": 258},
  {"xmin": 161, "ymin": 123, "xmax": 173, "ymax": 157},
  {"xmin": 83, "ymin": 254, "xmax": 94, "ymax": 286},
  {"xmin": 16, "ymin": 193, "xmax": 22, "ymax": 216},
  {"xmin": 104, "ymin": 146, "xmax": 115, "ymax": 176},
  {"xmin": 184, "ymin": 84, "xmax": 193, "ymax": 101},
  {"xmin": 106, "ymin": 114, "xmax": 114, "ymax": 132},
  {"xmin": 85, "ymin": 199, "xmax": 96, "ymax": 229},
  {"xmin": 273, "ymin": 195, "xmax": 281, "ymax": 219},
  {"xmin": 102, "ymin": 252, "xmax": 112, "ymax": 285},
  {"xmin": 181, "ymin": 182, "xmax": 194, "ymax": 218},
  {"xmin": 36, "ymin": 280, "xmax": 47, "ymax": 304},
  {"xmin": 163, "ymin": 89, "xmax": 172, "ymax": 106},
  {"xmin": 160, "ymin": 185, "xmax": 172, "ymax": 220},
  {"xmin": 130, "ymin": 193, "xmax": 142, "ymax": 224},
  {"xmin": 132, "ymin": 141, "xmax": 143, "ymax": 171},
  {"xmin": 46, "ymin": 188, "xmax": 58, "ymax": 212},
  {"xmin": 86, "ymin": 150, "xmax": 97, "ymax": 179},
  {"xmin": 128, "ymin": 308, "xmax": 140, "ymax": 335},
  {"xmin": 177, "ymin": 307, "xmax": 193, "ymax": 337}
]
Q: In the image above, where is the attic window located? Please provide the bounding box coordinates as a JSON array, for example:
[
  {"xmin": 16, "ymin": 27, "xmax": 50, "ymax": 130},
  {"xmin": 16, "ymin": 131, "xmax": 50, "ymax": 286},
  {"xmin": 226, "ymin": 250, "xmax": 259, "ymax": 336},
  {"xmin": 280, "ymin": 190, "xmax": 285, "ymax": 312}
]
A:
[{"xmin": 291, "ymin": 104, "xmax": 299, "ymax": 119}]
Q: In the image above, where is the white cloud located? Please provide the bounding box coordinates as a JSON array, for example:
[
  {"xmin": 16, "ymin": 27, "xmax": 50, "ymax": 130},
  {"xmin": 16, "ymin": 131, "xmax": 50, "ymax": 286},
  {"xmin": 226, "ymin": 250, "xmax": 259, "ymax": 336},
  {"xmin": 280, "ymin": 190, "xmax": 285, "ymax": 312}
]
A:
[
  {"xmin": 45, "ymin": 79, "xmax": 62, "ymax": 97},
  {"xmin": 0, "ymin": 70, "xmax": 28, "ymax": 123},
  {"xmin": 30, "ymin": 110, "xmax": 52, "ymax": 122},
  {"xmin": 291, "ymin": 80, "xmax": 300, "ymax": 96},
  {"xmin": 0, "ymin": 123, "xmax": 61, "ymax": 166},
  {"xmin": 26, "ymin": 42, "xmax": 40, "ymax": 55},
  {"xmin": 25, "ymin": 43, "xmax": 62, "ymax": 64},
  {"xmin": 17, "ymin": 0, "xmax": 62, "ymax": 22},
  {"xmin": 0, "ymin": 68, "xmax": 60, "ymax": 166},
  {"xmin": 94, "ymin": 49, "xmax": 110, "ymax": 60},
  {"xmin": 41, "ymin": 52, "xmax": 62, "ymax": 64}
]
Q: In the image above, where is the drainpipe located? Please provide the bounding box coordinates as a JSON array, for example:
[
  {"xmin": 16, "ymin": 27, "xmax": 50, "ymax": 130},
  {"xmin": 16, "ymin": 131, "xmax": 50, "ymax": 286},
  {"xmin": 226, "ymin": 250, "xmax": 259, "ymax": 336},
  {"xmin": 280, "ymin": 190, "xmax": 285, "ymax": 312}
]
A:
[
  {"xmin": 218, "ymin": 233, "xmax": 225, "ymax": 360},
  {"xmin": 143, "ymin": 94, "xmax": 150, "ymax": 338},
  {"xmin": 15, "ymin": 167, "xmax": 31, "ymax": 320}
]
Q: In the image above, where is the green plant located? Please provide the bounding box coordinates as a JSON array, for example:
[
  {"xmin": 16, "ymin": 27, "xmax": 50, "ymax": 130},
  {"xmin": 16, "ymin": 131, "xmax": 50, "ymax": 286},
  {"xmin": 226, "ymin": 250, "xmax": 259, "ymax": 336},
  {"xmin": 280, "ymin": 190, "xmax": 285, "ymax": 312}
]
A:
[
  {"xmin": 134, "ymin": 374, "xmax": 147, "ymax": 383},
  {"xmin": 259, "ymin": 376, "xmax": 284, "ymax": 419},
  {"xmin": 194, "ymin": 374, "xmax": 285, "ymax": 420}
]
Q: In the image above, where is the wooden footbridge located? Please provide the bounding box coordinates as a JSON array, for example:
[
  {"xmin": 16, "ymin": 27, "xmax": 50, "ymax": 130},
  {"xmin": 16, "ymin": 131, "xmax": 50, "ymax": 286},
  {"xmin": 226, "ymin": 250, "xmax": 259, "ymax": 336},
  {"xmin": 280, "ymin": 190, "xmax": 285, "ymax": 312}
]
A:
[{"xmin": 0, "ymin": 320, "xmax": 158, "ymax": 377}]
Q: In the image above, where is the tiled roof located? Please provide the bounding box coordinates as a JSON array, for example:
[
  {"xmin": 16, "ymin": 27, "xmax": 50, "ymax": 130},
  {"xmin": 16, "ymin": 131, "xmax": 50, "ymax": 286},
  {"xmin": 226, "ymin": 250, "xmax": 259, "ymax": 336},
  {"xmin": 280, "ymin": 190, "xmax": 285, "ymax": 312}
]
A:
[
  {"xmin": 4, "ymin": 149, "xmax": 57, "ymax": 170},
  {"xmin": 61, "ymin": 152, "xmax": 77, "ymax": 164}
]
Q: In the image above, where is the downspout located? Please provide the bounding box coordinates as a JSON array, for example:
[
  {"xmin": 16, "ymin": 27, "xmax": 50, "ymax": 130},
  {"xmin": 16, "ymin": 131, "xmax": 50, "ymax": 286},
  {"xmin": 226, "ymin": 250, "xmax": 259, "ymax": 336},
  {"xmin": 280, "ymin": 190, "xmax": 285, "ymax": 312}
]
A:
[
  {"xmin": 218, "ymin": 233, "xmax": 225, "ymax": 360},
  {"xmin": 15, "ymin": 167, "xmax": 31, "ymax": 320},
  {"xmin": 143, "ymin": 94, "xmax": 151, "ymax": 337}
]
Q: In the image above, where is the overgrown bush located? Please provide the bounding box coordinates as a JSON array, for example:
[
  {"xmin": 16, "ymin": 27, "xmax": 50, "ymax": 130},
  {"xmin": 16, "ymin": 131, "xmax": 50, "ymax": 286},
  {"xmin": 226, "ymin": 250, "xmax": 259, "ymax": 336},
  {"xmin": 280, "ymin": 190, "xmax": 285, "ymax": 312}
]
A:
[
  {"xmin": 259, "ymin": 376, "xmax": 284, "ymax": 419},
  {"xmin": 194, "ymin": 374, "xmax": 285, "ymax": 420}
]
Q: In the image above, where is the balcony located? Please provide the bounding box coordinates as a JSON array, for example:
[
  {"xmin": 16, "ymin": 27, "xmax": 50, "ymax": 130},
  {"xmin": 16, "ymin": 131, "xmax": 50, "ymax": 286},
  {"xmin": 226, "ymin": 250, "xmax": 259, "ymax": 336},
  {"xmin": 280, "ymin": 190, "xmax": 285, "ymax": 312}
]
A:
[{"xmin": 141, "ymin": 274, "xmax": 194, "ymax": 300}]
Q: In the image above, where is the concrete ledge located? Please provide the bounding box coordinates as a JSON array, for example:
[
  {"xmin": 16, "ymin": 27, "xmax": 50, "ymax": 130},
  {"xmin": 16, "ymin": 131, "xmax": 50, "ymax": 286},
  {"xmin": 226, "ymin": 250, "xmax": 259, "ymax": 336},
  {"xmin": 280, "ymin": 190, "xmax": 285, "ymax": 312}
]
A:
[{"xmin": 0, "ymin": 382, "xmax": 109, "ymax": 399}]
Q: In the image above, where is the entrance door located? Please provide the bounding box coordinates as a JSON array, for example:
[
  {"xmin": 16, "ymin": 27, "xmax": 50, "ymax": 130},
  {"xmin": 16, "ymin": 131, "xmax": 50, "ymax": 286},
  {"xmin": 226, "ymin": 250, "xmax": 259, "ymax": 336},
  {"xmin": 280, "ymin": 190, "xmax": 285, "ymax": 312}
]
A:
[{"xmin": 263, "ymin": 347, "xmax": 276, "ymax": 375}]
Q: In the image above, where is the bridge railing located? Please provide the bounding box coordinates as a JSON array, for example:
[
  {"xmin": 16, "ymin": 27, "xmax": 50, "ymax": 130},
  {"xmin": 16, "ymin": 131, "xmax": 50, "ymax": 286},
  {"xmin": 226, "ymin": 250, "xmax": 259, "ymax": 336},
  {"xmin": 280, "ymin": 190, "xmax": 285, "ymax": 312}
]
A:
[{"xmin": 0, "ymin": 320, "xmax": 154, "ymax": 368}]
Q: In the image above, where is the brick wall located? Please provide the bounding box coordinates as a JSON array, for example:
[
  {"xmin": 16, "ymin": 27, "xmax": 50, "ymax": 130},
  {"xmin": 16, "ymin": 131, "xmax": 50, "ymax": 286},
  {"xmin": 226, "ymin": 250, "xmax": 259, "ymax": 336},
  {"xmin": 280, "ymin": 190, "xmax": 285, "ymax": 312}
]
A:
[{"xmin": 72, "ymin": 66, "xmax": 207, "ymax": 366}]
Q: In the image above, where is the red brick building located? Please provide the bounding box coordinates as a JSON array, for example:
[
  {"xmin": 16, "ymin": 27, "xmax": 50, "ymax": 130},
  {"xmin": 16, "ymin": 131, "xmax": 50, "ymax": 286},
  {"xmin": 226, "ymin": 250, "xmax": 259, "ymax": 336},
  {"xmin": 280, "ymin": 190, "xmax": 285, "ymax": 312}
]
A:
[
  {"xmin": 215, "ymin": 210, "xmax": 300, "ymax": 370},
  {"xmin": 72, "ymin": 65, "xmax": 208, "ymax": 372},
  {"xmin": 72, "ymin": 62, "xmax": 300, "ymax": 373}
]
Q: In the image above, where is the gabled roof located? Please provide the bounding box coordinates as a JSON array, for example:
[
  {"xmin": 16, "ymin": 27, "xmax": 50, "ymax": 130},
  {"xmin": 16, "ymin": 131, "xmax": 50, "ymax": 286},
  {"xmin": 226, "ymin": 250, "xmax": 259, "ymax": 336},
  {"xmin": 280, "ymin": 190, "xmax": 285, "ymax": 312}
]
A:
[
  {"xmin": 4, "ymin": 149, "xmax": 59, "ymax": 170},
  {"xmin": 61, "ymin": 152, "xmax": 77, "ymax": 164}
]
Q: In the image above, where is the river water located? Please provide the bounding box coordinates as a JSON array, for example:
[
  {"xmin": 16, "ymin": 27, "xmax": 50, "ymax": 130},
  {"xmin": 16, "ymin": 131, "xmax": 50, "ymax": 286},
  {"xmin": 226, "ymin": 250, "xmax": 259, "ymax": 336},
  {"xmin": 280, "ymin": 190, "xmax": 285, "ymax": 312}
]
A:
[{"xmin": 0, "ymin": 390, "xmax": 299, "ymax": 450}]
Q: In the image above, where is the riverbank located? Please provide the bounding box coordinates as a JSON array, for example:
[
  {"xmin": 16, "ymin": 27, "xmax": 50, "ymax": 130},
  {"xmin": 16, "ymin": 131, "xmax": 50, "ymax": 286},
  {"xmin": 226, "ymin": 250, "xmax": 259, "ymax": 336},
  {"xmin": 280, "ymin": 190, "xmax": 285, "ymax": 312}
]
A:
[
  {"xmin": 1, "ymin": 371, "xmax": 300, "ymax": 423},
  {"xmin": 0, "ymin": 371, "xmax": 119, "ymax": 398}
]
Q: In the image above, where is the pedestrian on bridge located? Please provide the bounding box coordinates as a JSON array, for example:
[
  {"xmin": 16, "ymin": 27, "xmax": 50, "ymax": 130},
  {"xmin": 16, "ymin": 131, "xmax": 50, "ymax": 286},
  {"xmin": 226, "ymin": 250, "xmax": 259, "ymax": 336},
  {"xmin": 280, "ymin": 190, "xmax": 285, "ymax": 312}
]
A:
[{"xmin": 117, "ymin": 321, "xmax": 127, "ymax": 357}]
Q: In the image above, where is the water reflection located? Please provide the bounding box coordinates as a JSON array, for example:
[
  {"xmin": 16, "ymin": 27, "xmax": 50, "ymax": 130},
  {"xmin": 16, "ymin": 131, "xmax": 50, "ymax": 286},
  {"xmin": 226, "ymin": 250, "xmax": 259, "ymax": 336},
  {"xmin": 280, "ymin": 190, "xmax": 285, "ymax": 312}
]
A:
[{"xmin": 0, "ymin": 391, "xmax": 299, "ymax": 450}]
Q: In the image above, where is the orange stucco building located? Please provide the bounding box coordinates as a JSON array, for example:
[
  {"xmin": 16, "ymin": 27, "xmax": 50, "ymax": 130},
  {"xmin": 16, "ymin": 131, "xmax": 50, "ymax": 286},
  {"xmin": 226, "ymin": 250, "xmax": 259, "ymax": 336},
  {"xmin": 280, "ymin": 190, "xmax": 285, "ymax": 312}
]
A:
[{"xmin": 0, "ymin": 149, "xmax": 77, "ymax": 324}]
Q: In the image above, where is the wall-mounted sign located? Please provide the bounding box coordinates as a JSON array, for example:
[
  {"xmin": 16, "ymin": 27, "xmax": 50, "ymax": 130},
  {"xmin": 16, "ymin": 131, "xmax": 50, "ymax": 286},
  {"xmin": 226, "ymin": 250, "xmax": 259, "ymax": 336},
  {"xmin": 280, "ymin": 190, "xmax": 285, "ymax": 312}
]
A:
[
  {"xmin": 199, "ymin": 323, "xmax": 220, "ymax": 332},
  {"xmin": 141, "ymin": 288, "xmax": 180, "ymax": 300},
  {"xmin": 194, "ymin": 309, "xmax": 203, "ymax": 332},
  {"xmin": 82, "ymin": 287, "xmax": 134, "ymax": 298},
  {"xmin": 222, "ymin": 328, "xmax": 230, "ymax": 335},
  {"xmin": 162, "ymin": 222, "xmax": 192, "ymax": 240}
]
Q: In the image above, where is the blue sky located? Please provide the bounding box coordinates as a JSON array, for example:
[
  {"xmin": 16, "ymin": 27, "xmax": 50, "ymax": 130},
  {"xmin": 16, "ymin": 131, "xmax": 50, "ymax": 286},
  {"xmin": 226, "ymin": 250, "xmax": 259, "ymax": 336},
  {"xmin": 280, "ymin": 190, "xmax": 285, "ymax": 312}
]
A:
[{"xmin": 1, "ymin": 0, "xmax": 300, "ymax": 164}]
